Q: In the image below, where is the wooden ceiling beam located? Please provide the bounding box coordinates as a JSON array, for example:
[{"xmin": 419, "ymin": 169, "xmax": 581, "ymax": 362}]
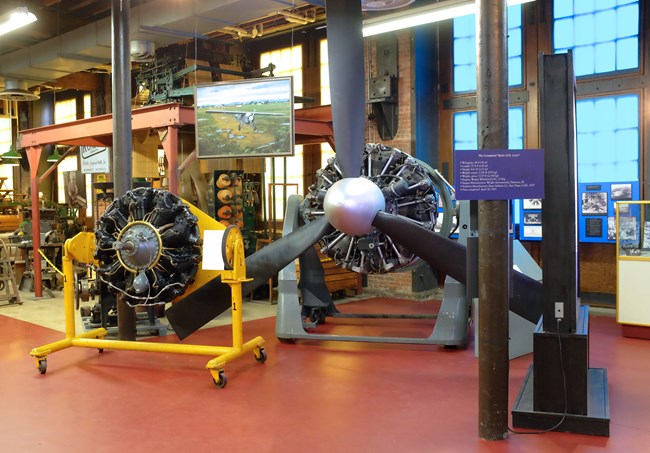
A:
[{"xmin": 54, "ymin": 72, "xmax": 103, "ymax": 91}]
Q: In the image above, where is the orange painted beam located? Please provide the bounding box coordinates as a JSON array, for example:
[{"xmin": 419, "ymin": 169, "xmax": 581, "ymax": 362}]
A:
[
  {"xmin": 18, "ymin": 103, "xmax": 195, "ymax": 148},
  {"xmin": 295, "ymin": 105, "xmax": 334, "ymax": 146}
]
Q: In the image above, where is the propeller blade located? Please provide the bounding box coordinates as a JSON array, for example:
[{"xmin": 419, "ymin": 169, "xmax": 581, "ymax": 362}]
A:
[
  {"xmin": 166, "ymin": 215, "xmax": 333, "ymax": 339},
  {"xmin": 165, "ymin": 276, "xmax": 232, "ymax": 340},
  {"xmin": 372, "ymin": 211, "xmax": 542, "ymax": 324},
  {"xmin": 298, "ymin": 243, "xmax": 338, "ymax": 315},
  {"xmin": 242, "ymin": 215, "xmax": 334, "ymax": 291},
  {"xmin": 326, "ymin": 0, "xmax": 365, "ymax": 178},
  {"xmin": 372, "ymin": 211, "xmax": 467, "ymax": 284}
]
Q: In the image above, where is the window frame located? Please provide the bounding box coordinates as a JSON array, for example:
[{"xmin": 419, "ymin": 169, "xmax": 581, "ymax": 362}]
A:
[
  {"xmin": 575, "ymin": 91, "xmax": 641, "ymax": 184},
  {"xmin": 452, "ymin": 4, "xmax": 525, "ymax": 94},
  {"xmin": 551, "ymin": 0, "xmax": 642, "ymax": 80}
]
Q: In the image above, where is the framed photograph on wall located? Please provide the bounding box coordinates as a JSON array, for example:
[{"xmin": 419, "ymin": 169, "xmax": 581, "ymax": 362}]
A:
[
  {"xmin": 611, "ymin": 183, "xmax": 633, "ymax": 201},
  {"xmin": 523, "ymin": 225, "xmax": 542, "ymax": 238},
  {"xmin": 524, "ymin": 212, "xmax": 541, "ymax": 225},
  {"xmin": 523, "ymin": 198, "xmax": 542, "ymax": 210},
  {"xmin": 581, "ymin": 192, "xmax": 608, "ymax": 216},
  {"xmin": 607, "ymin": 216, "xmax": 616, "ymax": 241},
  {"xmin": 195, "ymin": 76, "xmax": 294, "ymax": 159}
]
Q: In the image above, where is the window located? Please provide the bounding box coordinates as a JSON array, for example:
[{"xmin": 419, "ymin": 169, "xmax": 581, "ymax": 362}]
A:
[
  {"xmin": 83, "ymin": 94, "xmax": 91, "ymax": 119},
  {"xmin": 261, "ymin": 45, "xmax": 303, "ymax": 221},
  {"xmin": 576, "ymin": 94, "xmax": 639, "ymax": 183},
  {"xmin": 553, "ymin": 0, "xmax": 640, "ymax": 77},
  {"xmin": 54, "ymin": 98, "xmax": 76, "ymax": 124},
  {"xmin": 452, "ymin": 106, "xmax": 524, "ymax": 150},
  {"xmin": 453, "ymin": 4, "xmax": 523, "ymax": 92}
]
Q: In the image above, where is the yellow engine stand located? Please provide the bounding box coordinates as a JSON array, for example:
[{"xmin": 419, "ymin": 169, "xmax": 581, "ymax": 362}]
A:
[{"xmin": 30, "ymin": 229, "xmax": 266, "ymax": 388}]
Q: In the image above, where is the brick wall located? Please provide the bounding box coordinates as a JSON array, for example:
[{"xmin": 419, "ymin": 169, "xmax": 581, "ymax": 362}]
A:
[
  {"xmin": 364, "ymin": 31, "xmax": 430, "ymax": 296},
  {"xmin": 366, "ymin": 271, "xmax": 414, "ymax": 295}
]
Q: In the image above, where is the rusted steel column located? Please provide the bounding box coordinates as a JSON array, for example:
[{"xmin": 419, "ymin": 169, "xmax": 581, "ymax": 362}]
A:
[
  {"xmin": 476, "ymin": 0, "xmax": 510, "ymax": 441},
  {"xmin": 26, "ymin": 146, "xmax": 43, "ymax": 298},
  {"xmin": 112, "ymin": 0, "xmax": 136, "ymax": 341}
]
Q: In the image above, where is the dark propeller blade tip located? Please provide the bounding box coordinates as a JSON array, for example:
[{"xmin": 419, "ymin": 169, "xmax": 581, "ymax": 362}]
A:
[{"xmin": 166, "ymin": 216, "xmax": 333, "ymax": 339}]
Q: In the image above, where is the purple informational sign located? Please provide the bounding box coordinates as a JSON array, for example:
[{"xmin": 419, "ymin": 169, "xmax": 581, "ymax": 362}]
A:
[{"xmin": 454, "ymin": 149, "xmax": 544, "ymax": 200}]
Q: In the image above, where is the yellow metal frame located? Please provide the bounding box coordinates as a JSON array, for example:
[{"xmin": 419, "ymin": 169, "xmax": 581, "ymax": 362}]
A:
[{"xmin": 30, "ymin": 229, "xmax": 266, "ymax": 388}]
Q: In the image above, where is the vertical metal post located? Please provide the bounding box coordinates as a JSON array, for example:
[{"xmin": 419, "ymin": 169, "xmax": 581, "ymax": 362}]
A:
[
  {"xmin": 476, "ymin": 0, "xmax": 510, "ymax": 440},
  {"xmin": 26, "ymin": 146, "xmax": 43, "ymax": 298},
  {"xmin": 112, "ymin": 0, "xmax": 136, "ymax": 341}
]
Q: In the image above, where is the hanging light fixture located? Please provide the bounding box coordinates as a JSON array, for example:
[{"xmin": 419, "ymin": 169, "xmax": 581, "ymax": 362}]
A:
[
  {"xmin": 47, "ymin": 146, "xmax": 63, "ymax": 163},
  {"xmin": 0, "ymin": 79, "xmax": 40, "ymax": 101},
  {"xmin": 2, "ymin": 145, "xmax": 20, "ymax": 160},
  {"xmin": 2, "ymin": 145, "xmax": 21, "ymax": 164}
]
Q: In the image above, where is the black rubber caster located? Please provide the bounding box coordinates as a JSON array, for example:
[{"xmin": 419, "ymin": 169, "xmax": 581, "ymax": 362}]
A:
[
  {"xmin": 255, "ymin": 349, "xmax": 267, "ymax": 363},
  {"xmin": 37, "ymin": 358, "xmax": 47, "ymax": 375},
  {"xmin": 213, "ymin": 372, "xmax": 227, "ymax": 388}
]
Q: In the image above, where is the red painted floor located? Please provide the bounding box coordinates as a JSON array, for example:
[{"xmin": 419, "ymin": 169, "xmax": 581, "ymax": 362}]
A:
[{"xmin": 1, "ymin": 298, "xmax": 649, "ymax": 452}]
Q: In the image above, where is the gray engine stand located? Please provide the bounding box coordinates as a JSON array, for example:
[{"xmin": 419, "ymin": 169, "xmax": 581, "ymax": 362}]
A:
[
  {"xmin": 275, "ymin": 195, "xmax": 467, "ymax": 345},
  {"xmin": 275, "ymin": 197, "xmax": 538, "ymax": 351}
]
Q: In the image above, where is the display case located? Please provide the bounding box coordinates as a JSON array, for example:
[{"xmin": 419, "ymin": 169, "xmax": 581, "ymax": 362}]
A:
[{"xmin": 616, "ymin": 201, "xmax": 650, "ymax": 339}]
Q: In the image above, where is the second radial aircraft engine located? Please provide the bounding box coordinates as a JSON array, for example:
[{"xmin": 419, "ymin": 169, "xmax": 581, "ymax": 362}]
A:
[{"xmin": 301, "ymin": 144, "xmax": 454, "ymax": 274}]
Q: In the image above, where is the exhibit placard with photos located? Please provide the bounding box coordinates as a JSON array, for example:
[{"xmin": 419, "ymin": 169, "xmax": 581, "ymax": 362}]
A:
[
  {"xmin": 578, "ymin": 181, "xmax": 639, "ymax": 243},
  {"xmin": 516, "ymin": 181, "xmax": 639, "ymax": 242},
  {"xmin": 195, "ymin": 77, "xmax": 295, "ymax": 159}
]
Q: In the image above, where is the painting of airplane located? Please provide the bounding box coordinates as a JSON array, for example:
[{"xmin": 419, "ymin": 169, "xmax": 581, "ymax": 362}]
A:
[
  {"xmin": 195, "ymin": 76, "xmax": 295, "ymax": 159},
  {"xmin": 205, "ymin": 109, "xmax": 285, "ymax": 132}
]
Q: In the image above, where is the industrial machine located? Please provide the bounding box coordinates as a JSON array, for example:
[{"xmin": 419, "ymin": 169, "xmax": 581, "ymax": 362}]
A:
[
  {"xmin": 134, "ymin": 54, "xmax": 275, "ymax": 105},
  {"xmin": 208, "ymin": 170, "xmax": 262, "ymax": 255},
  {"xmin": 31, "ymin": 187, "xmax": 266, "ymax": 388}
]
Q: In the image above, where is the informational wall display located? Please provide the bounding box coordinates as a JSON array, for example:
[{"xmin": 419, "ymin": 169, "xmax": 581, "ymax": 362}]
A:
[
  {"xmin": 454, "ymin": 149, "xmax": 544, "ymax": 200},
  {"xmin": 518, "ymin": 180, "xmax": 640, "ymax": 243},
  {"xmin": 80, "ymin": 146, "xmax": 110, "ymax": 174},
  {"xmin": 578, "ymin": 181, "xmax": 640, "ymax": 243}
]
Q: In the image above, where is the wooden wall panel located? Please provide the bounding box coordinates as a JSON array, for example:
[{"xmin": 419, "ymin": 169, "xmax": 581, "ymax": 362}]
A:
[{"xmin": 579, "ymin": 243, "xmax": 616, "ymax": 294}]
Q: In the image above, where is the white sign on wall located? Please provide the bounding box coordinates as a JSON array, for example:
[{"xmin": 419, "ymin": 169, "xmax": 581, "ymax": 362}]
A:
[{"xmin": 80, "ymin": 146, "xmax": 110, "ymax": 174}]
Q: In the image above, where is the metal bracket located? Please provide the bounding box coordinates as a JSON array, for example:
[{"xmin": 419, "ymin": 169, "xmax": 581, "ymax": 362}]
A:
[{"xmin": 368, "ymin": 34, "xmax": 399, "ymax": 140}]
